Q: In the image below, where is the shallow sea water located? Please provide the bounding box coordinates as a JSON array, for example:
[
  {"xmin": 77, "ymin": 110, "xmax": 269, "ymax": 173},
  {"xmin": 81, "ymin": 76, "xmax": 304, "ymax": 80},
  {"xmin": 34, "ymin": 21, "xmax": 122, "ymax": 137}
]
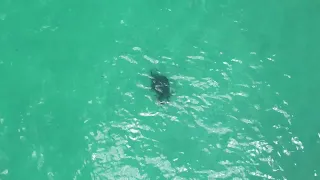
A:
[{"xmin": 0, "ymin": 0, "xmax": 320, "ymax": 179}]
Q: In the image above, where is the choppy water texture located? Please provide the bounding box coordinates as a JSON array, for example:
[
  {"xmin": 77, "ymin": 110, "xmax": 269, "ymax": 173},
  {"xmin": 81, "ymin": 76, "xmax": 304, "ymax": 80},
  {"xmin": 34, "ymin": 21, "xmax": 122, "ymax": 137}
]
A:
[{"xmin": 1, "ymin": 0, "xmax": 320, "ymax": 179}]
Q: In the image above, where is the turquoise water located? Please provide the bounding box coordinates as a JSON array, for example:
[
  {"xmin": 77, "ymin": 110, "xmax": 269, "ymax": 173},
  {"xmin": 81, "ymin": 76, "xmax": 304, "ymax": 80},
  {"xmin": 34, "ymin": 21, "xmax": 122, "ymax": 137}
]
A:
[{"xmin": 1, "ymin": 0, "xmax": 320, "ymax": 179}]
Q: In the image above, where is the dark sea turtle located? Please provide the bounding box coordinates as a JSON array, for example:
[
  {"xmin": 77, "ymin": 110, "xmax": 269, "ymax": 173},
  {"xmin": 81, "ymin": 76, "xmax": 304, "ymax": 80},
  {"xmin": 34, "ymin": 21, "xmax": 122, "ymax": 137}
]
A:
[{"xmin": 150, "ymin": 69, "xmax": 171, "ymax": 104}]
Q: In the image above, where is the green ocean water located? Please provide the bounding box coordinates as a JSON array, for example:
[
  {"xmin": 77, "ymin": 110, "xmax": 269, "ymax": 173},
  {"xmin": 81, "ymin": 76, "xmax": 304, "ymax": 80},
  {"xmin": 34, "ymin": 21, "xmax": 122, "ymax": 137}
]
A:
[{"xmin": 1, "ymin": 0, "xmax": 320, "ymax": 179}]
